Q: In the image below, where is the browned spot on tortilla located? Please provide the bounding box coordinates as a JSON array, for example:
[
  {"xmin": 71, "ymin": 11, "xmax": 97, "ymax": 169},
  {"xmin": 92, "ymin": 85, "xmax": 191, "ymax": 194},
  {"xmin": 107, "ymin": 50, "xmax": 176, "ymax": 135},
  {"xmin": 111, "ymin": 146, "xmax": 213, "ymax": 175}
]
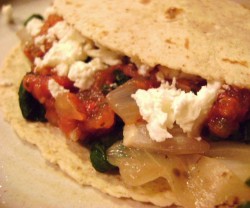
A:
[
  {"xmin": 185, "ymin": 38, "xmax": 189, "ymax": 49},
  {"xmin": 222, "ymin": 58, "xmax": 248, "ymax": 67},
  {"xmin": 165, "ymin": 38, "xmax": 176, "ymax": 45},
  {"xmin": 165, "ymin": 7, "xmax": 183, "ymax": 19},
  {"xmin": 75, "ymin": 3, "xmax": 83, "ymax": 7},
  {"xmin": 65, "ymin": 0, "xmax": 72, "ymax": 4},
  {"xmin": 101, "ymin": 30, "xmax": 109, "ymax": 36},
  {"xmin": 140, "ymin": 0, "xmax": 151, "ymax": 4},
  {"xmin": 221, "ymin": 172, "xmax": 228, "ymax": 177},
  {"xmin": 173, "ymin": 168, "xmax": 181, "ymax": 177}
]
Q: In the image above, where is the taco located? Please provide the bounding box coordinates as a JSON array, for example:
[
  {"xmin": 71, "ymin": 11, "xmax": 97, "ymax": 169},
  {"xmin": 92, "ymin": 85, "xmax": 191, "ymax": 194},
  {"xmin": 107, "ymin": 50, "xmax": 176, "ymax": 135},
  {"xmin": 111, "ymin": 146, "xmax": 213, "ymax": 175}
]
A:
[{"xmin": 1, "ymin": 0, "xmax": 250, "ymax": 207}]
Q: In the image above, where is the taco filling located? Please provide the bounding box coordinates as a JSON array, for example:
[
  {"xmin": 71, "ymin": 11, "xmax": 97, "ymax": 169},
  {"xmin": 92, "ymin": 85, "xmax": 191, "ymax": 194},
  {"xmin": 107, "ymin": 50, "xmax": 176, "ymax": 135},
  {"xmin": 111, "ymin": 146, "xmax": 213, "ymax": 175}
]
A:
[{"xmin": 13, "ymin": 2, "xmax": 250, "ymax": 208}]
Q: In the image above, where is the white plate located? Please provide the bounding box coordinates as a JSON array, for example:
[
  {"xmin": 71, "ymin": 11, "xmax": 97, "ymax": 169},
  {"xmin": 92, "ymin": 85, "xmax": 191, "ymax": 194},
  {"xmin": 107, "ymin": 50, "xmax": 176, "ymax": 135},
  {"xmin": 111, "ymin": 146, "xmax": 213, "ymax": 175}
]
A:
[{"xmin": 0, "ymin": 1, "xmax": 157, "ymax": 208}]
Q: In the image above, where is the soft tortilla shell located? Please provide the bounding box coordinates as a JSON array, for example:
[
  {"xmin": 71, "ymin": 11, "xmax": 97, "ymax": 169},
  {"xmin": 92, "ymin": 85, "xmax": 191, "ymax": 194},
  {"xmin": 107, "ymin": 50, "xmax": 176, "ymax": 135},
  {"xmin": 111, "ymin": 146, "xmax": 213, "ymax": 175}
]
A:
[
  {"xmin": 0, "ymin": 46, "xmax": 178, "ymax": 207},
  {"xmin": 54, "ymin": 0, "xmax": 250, "ymax": 88}
]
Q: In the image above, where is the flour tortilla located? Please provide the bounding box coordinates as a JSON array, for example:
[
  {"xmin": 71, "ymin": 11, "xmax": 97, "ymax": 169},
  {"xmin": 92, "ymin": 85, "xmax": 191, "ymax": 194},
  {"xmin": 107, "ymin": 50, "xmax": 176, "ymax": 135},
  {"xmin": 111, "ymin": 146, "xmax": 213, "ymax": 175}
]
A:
[
  {"xmin": 0, "ymin": 46, "xmax": 178, "ymax": 207},
  {"xmin": 53, "ymin": 0, "xmax": 250, "ymax": 89}
]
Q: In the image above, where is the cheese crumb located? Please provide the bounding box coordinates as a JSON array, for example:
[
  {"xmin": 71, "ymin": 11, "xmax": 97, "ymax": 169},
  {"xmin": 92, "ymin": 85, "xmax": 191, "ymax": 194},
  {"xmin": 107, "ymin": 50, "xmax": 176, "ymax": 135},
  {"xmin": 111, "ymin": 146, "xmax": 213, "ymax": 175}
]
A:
[
  {"xmin": 32, "ymin": 20, "xmax": 123, "ymax": 91},
  {"xmin": 132, "ymin": 81, "xmax": 221, "ymax": 142},
  {"xmin": 1, "ymin": 4, "xmax": 13, "ymax": 24},
  {"xmin": 35, "ymin": 21, "xmax": 88, "ymax": 74},
  {"xmin": 26, "ymin": 18, "xmax": 43, "ymax": 36},
  {"xmin": 86, "ymin": 45, "xmax": 122, "ymax": 66},
  {"xmin": 68, "ymin": 59, "xmax": 105, "ymax": 90}
]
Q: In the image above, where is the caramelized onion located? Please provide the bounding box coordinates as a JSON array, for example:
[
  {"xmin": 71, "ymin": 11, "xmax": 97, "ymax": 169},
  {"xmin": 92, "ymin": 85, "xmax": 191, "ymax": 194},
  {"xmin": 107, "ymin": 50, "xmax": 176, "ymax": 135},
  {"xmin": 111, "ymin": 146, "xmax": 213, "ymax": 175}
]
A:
[
  {"xmin": 206, "ymin": 142, "xmax": 250, "ymax": 182},
  {"xmin": 106, "ymin": 79, "xmax": 141, "ymax": 124},
  {"xmin": 55, "ymin": 93, "xmax": 86, "ymax": 121},
  {"xmin": 107, "ymin": 141, "xmax": 250, "ymax": 208},
  {"xmin": 123, "ymin": 123, "xmax": 210, "ymax": 155}
]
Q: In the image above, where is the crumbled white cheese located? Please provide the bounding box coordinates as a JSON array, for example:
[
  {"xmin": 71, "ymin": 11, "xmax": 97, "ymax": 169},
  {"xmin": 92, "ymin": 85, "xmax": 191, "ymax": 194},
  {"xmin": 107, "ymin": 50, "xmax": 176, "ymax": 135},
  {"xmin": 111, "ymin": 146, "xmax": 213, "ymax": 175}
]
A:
[
  {"xmin": 131, "ymin": 58, "xmax": 151, "ymax": 76},
  {"xmin": 26, "ymin": 18, "xmax": 43, "ymax": 36},
  {"xmin": 138, "ymin": 65, "xmax": 151, "ymax": 76},
  {"xmin": 173, "ymin": 82, "xmax": 222, "ymax": 135},
  {"xmin": 48, "ymin": 79, "xmax": 69, "ymax": 98},
  {"xmin": 37, "ymin": 40, "xmax": 86, "ymax": 70},
  {"xmin": 68, "ymin": 58, "xmax": 105, "ymax": 90},
  {"xmin": 46, "ymin": 21, "xmax": 87, "ymax": 44},
  {"xmin": 34, "ymin": 35, "xmax": 46, "ymax": 46},
  {"xmin": 44, "ymin": 6, "xmax": 55, "ymax": 19},
  {"xmin": 86, "ymin": 45, "xmax": 122, "ymax": 66},
  {"xmin": 32, "ymin": 20, "xmax": 122, "ymax": 91},
  {"xmin": 35, "ymin": 21, "xmax": 88, "ymax": 74},
  {"xmin": 132, "ymin": 81, "xmax": 221, "ymax": 142},
  {"xmin": 54, "ymin": 63, "xmax": 69, "ymax": 77},
  {"xmin": 156, "ymin": 70, "xmax": 165, "ymax": 83},
  {"xmin": 1, "ymin": 4, "xmax": 13, "ymax": 24},
  {"xmin": 34, "ymin": 35, "xmax": 46, "ymax": 52}
]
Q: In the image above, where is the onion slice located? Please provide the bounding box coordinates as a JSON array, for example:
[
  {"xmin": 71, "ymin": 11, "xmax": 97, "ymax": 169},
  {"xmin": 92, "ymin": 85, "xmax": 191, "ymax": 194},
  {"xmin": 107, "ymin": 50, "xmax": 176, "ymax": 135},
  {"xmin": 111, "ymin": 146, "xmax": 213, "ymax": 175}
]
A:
[
  {"xmin": 107, "ymin": 141, "xmax": 250, "ymax": 208},
  {"xmin": 106, "ymin": 79, "xmax": 141, "ymax": 124},
  {"xmin": 206, "ymin": 142, "xmax": 250, "ymax": 182},
  {"xmin": 123, "ymin": 123, "xmax": 210, "ymax": 155}
]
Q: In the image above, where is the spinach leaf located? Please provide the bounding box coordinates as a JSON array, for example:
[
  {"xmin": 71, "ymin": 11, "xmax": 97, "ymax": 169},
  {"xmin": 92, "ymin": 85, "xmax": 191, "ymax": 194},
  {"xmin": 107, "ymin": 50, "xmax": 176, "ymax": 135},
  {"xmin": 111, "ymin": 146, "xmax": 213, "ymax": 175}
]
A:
[
  {"xmin": 90, "ymin": 142, "xmax": 117, "ymax": 173},
  {"xmin": 24, "ymin": 14, "xmax": 44, "ymax": 26},
  {"xmin": 18, "ymin": 81, "xmax": 47, "ymax": 122},
  {"xmin": 90, "ymin": 122, "xmax": 123, "ymax": 173},
  {"xmin": 238, "ymin": 202, "xmax": 250, "ymax": 208},
  {"xmin": 113, "ymin": 69, "xmax": 130, "ymax": 86}
]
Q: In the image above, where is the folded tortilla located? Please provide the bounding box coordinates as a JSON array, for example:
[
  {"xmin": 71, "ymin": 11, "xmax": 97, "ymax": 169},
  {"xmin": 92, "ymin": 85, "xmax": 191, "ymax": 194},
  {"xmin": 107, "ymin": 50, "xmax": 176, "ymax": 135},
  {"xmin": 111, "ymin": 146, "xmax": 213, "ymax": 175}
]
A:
[
  {"xmin": 1, "ymin": 0, "xmax": 250, "ymax": 207},
  {"xmin": 54, "ymin": 0, "xmax": 250, "ymax": 88}
]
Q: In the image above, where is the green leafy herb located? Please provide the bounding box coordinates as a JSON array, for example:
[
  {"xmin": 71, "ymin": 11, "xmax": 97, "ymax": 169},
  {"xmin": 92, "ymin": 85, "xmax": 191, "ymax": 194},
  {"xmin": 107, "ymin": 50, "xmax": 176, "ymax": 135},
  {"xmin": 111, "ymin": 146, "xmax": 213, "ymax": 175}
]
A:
[
  {"xmin": 90, "ymin": 142, "xmax": 117, "ymax": 173},
  {"xmin": 24, "ymin": 14, "xmax": 44, "ymax": 26},
  {"xmin": 238, "ymin": 202, "xmax": 250, "ymax": 208},
  {"xmin": 101, "ymin": 70, "xmax": 130, "ymax": 95},
  {"xmin": 101, "ymin": 83, "xmax": 117, "ymax": 95},
  {"xmin": 113, "ymin": 69, "xmax": 130, "ymax": 86},
  {"xmin": 18, "ymin": 81, "xmax": 47, "ymax": 122},
  {"xmin": 90, "ymin": 123, "xmax": 123, "ymax": 173}
]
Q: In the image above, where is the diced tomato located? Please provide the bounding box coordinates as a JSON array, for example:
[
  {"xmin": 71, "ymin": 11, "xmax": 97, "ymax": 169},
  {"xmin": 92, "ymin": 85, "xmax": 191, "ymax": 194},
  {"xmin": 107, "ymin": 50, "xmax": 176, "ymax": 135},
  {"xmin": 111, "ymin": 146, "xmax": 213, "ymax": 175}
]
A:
[
  {"xmin": 23, "ymin": 15, "xmax": 62, "ymax": 63},
  {"xmin": 44, "ymin": 98, "xmax": 58, "ymax": 126},
  {"xmin": 83, "ymin": 103, "xmax": 115, "ymax": 130},
  {"xmin": 23, "ymin": 43, "xmax": 44, "ymax": 63},
  {"xmin": 57, "ymin": 118, "xmax": 82, "ymax": 141},
  {"xmin": 52, "ymin": 89, "xmax": 115, "ymax": 140},
  {"xmin": 93, "ymin": 64, "xmax": 137, "ymax": 90},
  {"xmin": 176, "ymin": 78, "xmax": 206, "ymax": 93},
  {"xmin": 23, "ymin": 74, "xmax": 51, "ymax": 103},
  {"xmin": 77, "ymin": 89, "xmax": 115, "ymax": 131},
  {"xmin": 51, "ymin": 75, "xmax": 76, "ymax": 90},
  {"xmin": 207, "ymin": 86, "xmax": 250, "ymax": 138},
  {"xmin": 120, "ymin": 63, "xmax": 138, "ymax": 78},
  {"xmin": 39, "ymin": 14, "xmax": 63, "ymax": 35}
]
